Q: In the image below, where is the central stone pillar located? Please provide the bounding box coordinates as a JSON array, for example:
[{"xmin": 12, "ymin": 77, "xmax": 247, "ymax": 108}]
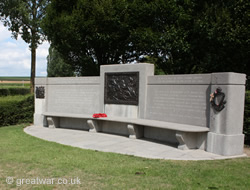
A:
[
  {"xmin": 100, "ymin": 63, "xmax": 154, "ymax": 118},
  {"xmin": 99, "ymin": 63, "xmax": 154, "ymax": 135}
]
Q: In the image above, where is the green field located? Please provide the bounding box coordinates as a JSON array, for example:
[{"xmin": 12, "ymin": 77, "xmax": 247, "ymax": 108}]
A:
[
  {"xmin": 0, "ymin": 77, "xmax": 30, "ymax": 88},
  {"xmin": 0, "ymin": 76, "xmax": 30, "ymax": 81},
  {"xmin": 0, "ymin": 125, "xmax": 249, "ymax": 190},
  {"xmin": 0, "ymin": 83, "xmax": 30, "ymax": 88}
]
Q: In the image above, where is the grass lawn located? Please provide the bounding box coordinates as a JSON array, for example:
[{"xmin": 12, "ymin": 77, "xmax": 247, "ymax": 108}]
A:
[{"xmin": 0, "ymin": 125, "xmax": 249, "ymax": 190}]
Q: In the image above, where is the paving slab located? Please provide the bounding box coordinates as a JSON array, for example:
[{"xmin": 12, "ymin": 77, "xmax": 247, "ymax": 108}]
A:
[{"xmin": 24, "ymin": 126, "xmax": 247, "ymax": 161}]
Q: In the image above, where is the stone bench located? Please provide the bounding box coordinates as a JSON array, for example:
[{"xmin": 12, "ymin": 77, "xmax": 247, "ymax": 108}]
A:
[{"xmin": 43, "ymin": 112, "xmax": 209, "ymax": 150}]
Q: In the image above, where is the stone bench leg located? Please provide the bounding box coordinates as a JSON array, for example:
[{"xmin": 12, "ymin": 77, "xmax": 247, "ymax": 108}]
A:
[
  {"xmin": 47, "ymin": 117, "xmax": 59, "ymax": 128},
  {"xmin": 127, "ymin": 124, "xmax": 143, "ymax": 139},
  {"xmin": 176, "ymin": 132, "xmax": 207, "ymax": 150},
  {"xmin": 87, "ymin": 120, "xmax": 101, "ymax": 132},
  {"xmin": 176, "ymin": 132, "xmax": 188, "ymax": 150}
]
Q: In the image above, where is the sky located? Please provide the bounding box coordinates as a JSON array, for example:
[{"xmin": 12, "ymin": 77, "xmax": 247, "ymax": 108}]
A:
[{"xmin": 0, "ymin": 22, "xmax": 49, "ymax": 76}]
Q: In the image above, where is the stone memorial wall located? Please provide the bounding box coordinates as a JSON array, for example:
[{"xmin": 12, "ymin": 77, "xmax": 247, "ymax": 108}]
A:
[
  {"xmin": 34, "ymin": 63, "xmax": 246, "ymax": 156},
  {"xmin": 46, "ymin": 78, "xmax": 100, "ymax": 114},
  {"xmin": 145, "ymin": 74, "xmax": 211, "ymax": 127},
  {"xmin": 34, "ymin": 77, "xmax": 100, "ymax": 129}
]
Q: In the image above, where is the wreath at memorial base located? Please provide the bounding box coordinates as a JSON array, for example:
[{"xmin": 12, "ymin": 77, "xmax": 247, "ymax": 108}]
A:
[
  {"xmin": 210, "ymin": 87, "xmax": 227, "ymax": 112},
  {"xmin": 92, "ymin": 113, "xmax": 107, "ymax": 118}
]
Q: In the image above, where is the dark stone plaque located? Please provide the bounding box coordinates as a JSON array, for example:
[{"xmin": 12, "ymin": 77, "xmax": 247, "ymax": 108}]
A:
[
  {"xmin": 104, "ymin": 72, "xmax": 139, "ymax": 105},
  {"xmin": 36, "ymin": 86, "xmax": 45, "ymax": 99}
]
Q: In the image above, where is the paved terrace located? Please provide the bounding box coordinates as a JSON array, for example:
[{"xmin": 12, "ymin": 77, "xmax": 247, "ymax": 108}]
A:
[{"xmin": 24, "ymin": 126, "xmax": 246, "ymax": 161}]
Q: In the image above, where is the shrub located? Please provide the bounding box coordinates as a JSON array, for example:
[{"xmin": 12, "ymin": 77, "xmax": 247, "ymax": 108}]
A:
[
  {"xmin": 8, "ymin": 88, "xmax": 30, "ymax": 96},
  {"xmin": 0, "ymin": 95, "xmax": 34, "ymax": 126},
  {"xmin": 0, "ymin": 89, "xmax": 9, "ymax": 96},
  {"xmin": 244, "ymin": 91, "xmax": 250, "ymax": 144},
  {"xmin": 246, "ymin": 77, "xmax": 250, "ymax": 91},
  {"xmin": 0, "ymin": 87, "xmax": 30, "ymax": 96}
]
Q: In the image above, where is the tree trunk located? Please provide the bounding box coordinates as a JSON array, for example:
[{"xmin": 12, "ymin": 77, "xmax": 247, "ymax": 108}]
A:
[
  {"xmin": 30, "ymin": 46, "xmax": 36, "ymax": 93},
  {"xmin": 30, "ymin": 0, "xmax": 37, "ymax": 94}
]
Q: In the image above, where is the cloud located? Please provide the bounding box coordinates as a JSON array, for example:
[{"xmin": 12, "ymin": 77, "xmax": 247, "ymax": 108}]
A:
[
  {"xmin": 4, "ymin": 41, "xmax": 18, "ymax": 48},
  {"xmin": 36, "ymin": 41, "xmax": 50, "ymax": 76},
  {"xmin": 0, "ymin": 24, "xmax": 11, "ymax": 42},
  {"xmin": 0, "ymin": 22, "xmax": 49, "ymax": 76}
]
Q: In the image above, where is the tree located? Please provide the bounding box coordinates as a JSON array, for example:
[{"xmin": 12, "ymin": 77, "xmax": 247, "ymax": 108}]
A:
[
  {"xmin": 43, "ymin": 0, "xmax": 190, "ymax": 76},
  {"xmin": 47, "ymin": 46, "xmax": 75, "ymax": 77},
  {"xmin": 168, "ymin": 0, "xmax": 249, "ymax": 75},
  {"xmin": 129, "ymin": 0, "xmax": 194, "ymax": 74},
  {"xmin": 43, "ymin": 0, "xmax": 249, "ymax": 76},
  {"xmin": 43, "ymin": 0, "xmax": 132, "ymax": 75},
  {"xmin": 139, "ymin": 0, "xmax": 249, "ymax": 76},
  {"xmin": 0, "ymin": 0, "xmax": 48, "ymax": 92}
]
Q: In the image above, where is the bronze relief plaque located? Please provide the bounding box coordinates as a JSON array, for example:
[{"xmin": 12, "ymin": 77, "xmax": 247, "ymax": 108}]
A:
[
  {"xmin": 104, "ymin": 72, "xmax": 139, "ymax": 105},
  {"xmin": 36, "ymin": 86, "xmax": 45, "ymax": 99}
]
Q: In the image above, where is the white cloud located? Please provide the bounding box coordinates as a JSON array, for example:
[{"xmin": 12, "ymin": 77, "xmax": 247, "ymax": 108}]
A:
[
  {"xmin": 37, "ymin": 42, "xmax": 50, "ymax": 57},
  {"xmin": 0, "ymin": 22, "xmax": 49, "ymax": 76},
  {"xmin": 4, "ymin": 41, "xmax": 18, "ymax": 48},
  {"xmin": 0, "ymin": 24, "xmax": 11, "ymax": 42}
]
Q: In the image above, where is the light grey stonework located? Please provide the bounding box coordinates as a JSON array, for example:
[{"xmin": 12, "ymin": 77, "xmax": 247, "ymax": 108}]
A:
[
  {"xmin": 25, "ymin": 125, "xmax": 247, "ymax": 160},
  {"xmin": 95, "ymin": 64, "xmax": 154, "ymax": 136},
  {"xmin": 35, "ymin": 78, "xmax": 48, "ymax": 85},
  {"xmin": 209, "ymin": 85, "xmax": 245, "ymax": 135},
  {"xmin": 144, "ymin": 127, "xmax": 177, "ymax": 144},
  {"xmin": 104, "ymin": 104, "xmax": 138, "ymax": 118},
  {"xmin": 100, "ymin": 63, "xmax": 154, "ymax": 118},
  {"xmin": 146, "ymin": 84, "xmax": 210, "ymax": 127},
  {"xmin": 34, "ymin": 64, "xmax": 246, "ymax": 156},
  {"xmin": 146, "ymin": 74, "xmax": 212, "ymax": 128},
  {"xmin": 207, "ymin": 132, "xmax": 245, "ymax": 156},
  {"xmin": 34, "ymin": 77, "xmax": 100, "ymax": 130},
  {"xmin": 127, "ymin": 124, "xmax": 144, "ymax": 139},
  {"xmin": 145, "ymin": 72, "xmax": 246, "ymax": 156},
  {"xmin": 34, "ymin": 98, "xmax": 47, "ymax": 126},
  {"xmin": 60, "ymin": 118, "xmax": 89, "ymax": 130},
  {"xmin": 46, "ymin": 84, "xmax": 99, "ymax": 114},
  {"xmin": 34, "ymin": 78, "xmax": 48, "ymax": 126},
  {"xmin": 211, "ymin": 72, "xmax": 246, "ymax": 85},
  {"xmin": 46, "ymin": 77, "xmax": 100, "ymax": 85},
  {"xmin": 147, "ymin": 74, "xmax": 212, "ymax": 85},
  {"xmin": 207, "ymin": 73, "xmax": 246, "ymax": 155},
  {"xmin": 101, "ymin": 121, "xmax": 129, "ymax": 136}
]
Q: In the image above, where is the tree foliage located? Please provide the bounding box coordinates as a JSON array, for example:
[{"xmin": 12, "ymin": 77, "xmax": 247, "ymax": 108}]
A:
[
  {"xmin": 0, "ymin": 0, "xmax": 48, "ymax": 91},
  {"xmin": 186, "ymin": 0, "xmax": 250, "ymax": 75},
  {"xmin": 43, "ymin": 0, "xmax": 132, "ymax": 75},
  {"xmin": 140, "ymin": 0, "xmax": 250, "ymax": 75},
  {"xmin": 42, "ymin": 0, "xmax": 249, "ymax": 76},
  {"xmin": 47, "ymin": 46, "xmax": 75, "ymax": 77}
]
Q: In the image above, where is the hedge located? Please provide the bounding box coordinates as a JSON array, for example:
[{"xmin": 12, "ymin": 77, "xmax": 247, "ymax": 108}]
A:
[
  {"xmin": 0, "ymin": 95, "xmax": 34, "ymax": 126},
  {"xmin": 244, "ymin": 91, "xmax": 250, "ymax": 144},
  {"xmin": 0, "ymin": 87, "xmax": 30, "ymax": 96}
]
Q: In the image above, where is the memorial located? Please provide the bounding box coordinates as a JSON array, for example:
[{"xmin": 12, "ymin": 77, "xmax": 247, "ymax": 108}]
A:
[{"xmin": 34, "ymin": 63, "xmax": 246, "ymax": 156}]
